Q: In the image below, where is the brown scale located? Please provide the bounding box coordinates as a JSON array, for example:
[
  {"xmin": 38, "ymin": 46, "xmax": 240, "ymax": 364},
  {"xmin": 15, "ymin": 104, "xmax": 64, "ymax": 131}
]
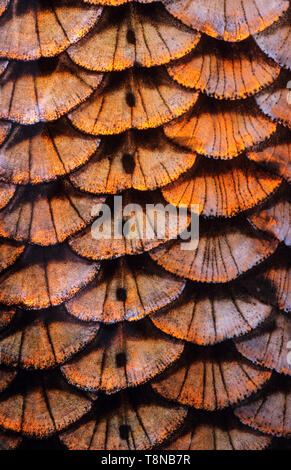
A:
[
  {"xmin": 235, "ymin": 375, "xmax": 291, "ymax": 438},
  {"xmin": 0, "ymin": 238, "xmax": 24, "ymax": 273},
  {"xmin": 256, "ymin": 74, "xmax": 291, "ymax": 129},
  {"xmin": 68, "ymin": 67, "xmax": 199, "ymax": 135},
  {"xmin": 68, "ymin": 3, "xmax": 200, "ymax": 71},
  {"xmin": 0, "ymin": 306, "xmax": 100, "ymax": 369},
  {"xmin": 162, "ymin": 0, "xmax": 289, "ymax": 42},
  {"xmin": 0, "ymin": 54, "xmax": 103, "ymax": 124},
  {"xmin": 0, "ymin": 365, "xmax": 17, "ymax": 393},
  {"xmin": 254, "ymin": 9, "xmax": 291, "ymax": 70},
  {"xmin": 0, "ymin": 120, "xmax": 11, "ymax": 145},
  {"xmin": 163, "ymin": 413, "xmax": 271, "ymax": 450},
  {"xmin": 167, "ymin": 36, "xmax": 280, "ymax": 100},
  {"xmin": 60, "ymin": 388, "xmax": 187, "ymax": 450},
  {"xmin": 248, "ymin": 128, "xmax": 291, "ymax": 183},
  {"xmin": 248, "ymin": 189, "xmax": 291, "ymax": 246},
  {"xmin": 248, "ymin": 246, "xmax": 291, "ymax": 314},
  {"xmin": 65, "ymin": 255, "xmax": 185, "ymax": 323},
  {"xmin": 62, "ymin": 318, "xmax": 184, "ymax": 393},
  {"xmin": 0, "ymin": 429, "xmax": 22, "ymax": 450},
  {"xmin": 0, "ymin": 244, "xmax": 100, "ymax": 309},
  {"xmin": 151, "ymin": 281, "xmax": 273, "ymax": 346},
  {"xmin": 69, "ymin": 190, "xmax": 190, "ymax": 261},
  {"xmin": 69, "ymin": 129, "xmax": 196, "ymax": 193},
  {"xmin": 0, "ymin": 0, "xmax": 103, "ymax": 60},
  {"xmin": 150, "ymin": 218, "xmax": 279, "ymax": 283},
  {"xmin": 0, "ymin": 306, "xmax": 16, "ymax": 330},
  {"xmin": 151, "ymin": 343, "xmax": 272, "ymax": 411},
  {"xmin": 0, "ymin": 180, "xmax": 105, "ymax": 245},
  {"xmin": 0, "ymin": 120, "xmax": 100, "ymax": 185},
  {"xmin": 164, "ymin": 96, "xmax": 277, "ymax": 159},
  {"xmin": 262, "ymin": 253, "xmax": 291, "ymax": 313},
  {"xmin": 0, "ymin": 371, "xmax": 96, "ymax": 438},
  {"xmin": 162, "ymin": 156, "xmax": 282, "ymax": 218},
  {"xmin": 235, "ymin": 311, "xmax": 291, "ymax": 376},
  {"xmin": 0, "ymin": 181, "xmax": 15, "ymax": 210}
]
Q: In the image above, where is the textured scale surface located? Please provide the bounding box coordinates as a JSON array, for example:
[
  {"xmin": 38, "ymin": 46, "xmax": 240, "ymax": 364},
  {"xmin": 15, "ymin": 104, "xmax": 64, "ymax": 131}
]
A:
[
  {"xmin": 68, "ymin": 3, "xmax": 200, "ymax": 71},
  {"xmin": 0, "ymin": 307, "xmax": 100, "ymax": 369},
  {"xmin": 152, "ymin": 344, "xmax": 272, "ymax": 410},
  {"xmin": 69, "ymin": 130, "xmax": 196, "ymax": 193},
  {"xmin": 0, "ymin": 372, "xmax": 96, "ymax": 438},
  {"xmin": 65, "ymin": 256, "xmax": 186, "ymax": 323},
  {"xmin": 235, "ymin": 311, "xmax": 291, "ymax": 375},
  {"xmin": 151, "ymin": 283, "xmax": 273, "ymax": 345},
  {"xmin": 0, "ymin": 120, "xmax": 100, "ymax": 185},
  {"xmin": 150, "ymin": 220, "xmax": 279, "ymax": 283},
  {"xmin": 0, "ymin": 0, "xmax": 103, "ymax": 60},
  {"xmin": 167, "ymin": 37, "xmax": 281, "ymax": 100},
  {"xmin": 60, "ymin": 389, "xmax": 187, "ymax": 450},
  {"xmin": 235, "ymin": 377, "xmax": 291, "ymax": 438},
  {"xmin": 162, "ymin": 157, "xmax": 282, "ymax": 217},
  {"xmin": 61, "ymin": 319, "xmax": 184, "ymax": 393},
  {"xmin": 163, "ymin": 0, "xmax": 289, "ymax": 42},
  {"xmin": 163, "ymin": 415, "xmax": 272, "ymax": 450},
  {"xmin": 69, "ymin": 68, "xmax": 199, "ymax": 135}
]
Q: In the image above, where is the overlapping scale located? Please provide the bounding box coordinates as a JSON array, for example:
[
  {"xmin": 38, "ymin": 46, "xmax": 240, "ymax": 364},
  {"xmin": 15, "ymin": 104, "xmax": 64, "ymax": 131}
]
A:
[
  {"xmin": 61, "ymin": 319, "xmax": 183, "ymax": 393},
  {"xmin": 0, "ymin": 120, "xmax": 11, "ymax": 145},
  {"xmin": 69, "ymin": 130, "xmax": 196, "ymax": 193},
  {"xmin": 0, "ymin": 371, "xmax": 96, "ymax": 438},
  {"xmin": 167, "ymin": 37, "xmax": 280, "ymax": 100},
  {"xmin": 256, "ymin": 85, "xmax": 291, "ymax": 129},
  {"xmin": 68, "ymin": 68, "xmax": 198, "ymax": 135},
  {"xmin": 0, "ymin": 120, "xmax": 100, "ymax": 185},
  {"xmin": 0, "ymin": 0, "xmax": 102, "ymax": 60},
  {"xmin": 0, "ymin": 245, "xmax": 100, "ymax": 309},
  {"xmin": 0, "ymin": 239, "xmax": 24, "ymax": 273},
  {"xmin": 162, "ymin": 157, "xmax": 282, "ymax": 217},
  {"xmin": 68, "ymin": 3, "xmax": 200, "ymax": 71},
  {"xmin": 235, "ymin": 376, "xmax": 291, "ymax": 438},
  {"xmin": 0, "ymin": 181, "xmax": 15, "ymax": 209},
  {"xmin": 0, "ymin": 54, "xmax": 103, "ymax": 124},
  {"xmin": 163, "ymin": 415, "xmax": 271, "ymax": 450},
  {"xmin": 0, "ymin": 181, "xmax": 105, "ymax": 245},
  {"xmin": 69, "ymin": 191, "xmax": 190, "ymax": 261},
  {"xmin": 65, "ymin": 256, "xmax": 185, "ymax": 323},
  {"xmin": 262, "ymin": 255, "xmax": 291, "ymax": 313},
  {"xmin": 152, "ymin": 344, "xmax": 271, "ymax": 410},
  {"xmin": 254, "ymin": 9, "xmax": 291, "ymax": 70},
  {"xmin": 150, "ymin": 220, "xmax": 278, "ymax": 283},
  {"xmin": 60, "ymin": 389, "xmax": 187, "ymax": 450},
  {"xmin": 164, "ymin": 98, "xmax": 277, "ymax": 159},
  {"xmin": 235, "ymin": 312, "xmax": 291, "ymax": 375},
  {"xmin": 0, "ymin": 307, "xmax": 100, "ymax": 369},
  {"xmin": 248, "ymin": 130, "xmax": 291, "ymax": 182},
  {"xmin": 151, "ymin": 283, "xmax": 273, "ymax": 345},
  {"xmin": 249, "ymin": 192, "xmax": 291, "ymax": 245},
  {"xmin": 162, "ymin": 0, "xmax": 289, "ymax": 42}
]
